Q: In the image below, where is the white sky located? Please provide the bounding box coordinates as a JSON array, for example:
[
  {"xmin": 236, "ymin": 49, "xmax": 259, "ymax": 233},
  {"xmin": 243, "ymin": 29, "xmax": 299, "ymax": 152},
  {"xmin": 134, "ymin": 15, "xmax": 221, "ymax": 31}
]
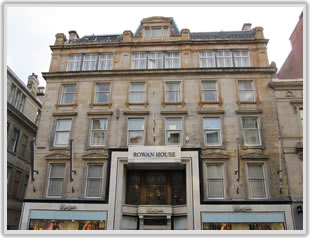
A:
[{"xmin": 6, "ymin": 4, "xmax": 304, "ymax": 87}]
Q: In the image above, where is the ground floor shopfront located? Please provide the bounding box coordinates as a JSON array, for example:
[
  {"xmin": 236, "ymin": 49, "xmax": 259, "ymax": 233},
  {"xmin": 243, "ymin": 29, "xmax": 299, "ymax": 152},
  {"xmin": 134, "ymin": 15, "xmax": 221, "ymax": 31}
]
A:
[{"xmin": 19, "ymin": 148, "xmax": 295, "ymax": 230}]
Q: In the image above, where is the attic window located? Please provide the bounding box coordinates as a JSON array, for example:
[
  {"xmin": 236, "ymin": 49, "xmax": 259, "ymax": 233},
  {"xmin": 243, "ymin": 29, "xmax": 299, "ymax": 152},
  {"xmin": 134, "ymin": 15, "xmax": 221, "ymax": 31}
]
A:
[{"xmin": 144, "ymin": 26, "xmax": 169, "ymax": 39}]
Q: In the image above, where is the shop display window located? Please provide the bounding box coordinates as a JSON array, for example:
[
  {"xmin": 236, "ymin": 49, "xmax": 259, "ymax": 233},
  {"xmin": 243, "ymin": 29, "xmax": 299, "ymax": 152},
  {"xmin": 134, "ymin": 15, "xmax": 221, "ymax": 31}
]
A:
[
  {"xmin": 203, "ymin": 222, "xmax": 285, "ymax": 230},
  {"xmin": 28, "ymin": 219, "xmax": 105, "ymax": 230}
]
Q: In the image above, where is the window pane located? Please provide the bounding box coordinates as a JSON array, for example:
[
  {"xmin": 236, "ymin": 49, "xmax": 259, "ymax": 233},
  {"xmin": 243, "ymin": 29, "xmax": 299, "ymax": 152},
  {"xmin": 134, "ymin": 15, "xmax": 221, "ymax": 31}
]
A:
[
  {"xmin": 96, "ymin": 84, "xmax": 109, "ymax": 92},
  {"xmin": 48, "ymin": 179, "xmax": 63, "ymax": 196},
  {"xmin": 204, "ymin": 118, "xmax": 220, "ymax": 129},
  {"xmin": 61, "ymin": 94, "xmax": 74, "ymax": 104},
  {"xmin": 55, "ymin": 131, "xmax": 70, "ymax": 145},
  {"xmin": 63, "ymin": 85, "xmax": 76, "ymax": 93},
  {"xmin": 50, "ymin": 165, "xmax": 65, "ymax": 177},
  {"xmin": 205, "ymin": 131, "xmax": 220, "ymax": 145},
  {"xmin": 56, "ymin": 120, "xmax": 72, "ymax": 131},
  {"xmin": 202, "ymin": 81, "xmax": 216, "ymax": 90},
  {"xmin": 92, "ymin": 119, "xmax": 107, "ymax": 130},
  {"xmin": 87, "ymin": 179, "xmax": 101, "ymax": 197},
  {"xmin": 166, "ymin": 82, "xmax": 180, "ymax": 91},
  {"xmin": 239, "ymin": 91, "xmax": 255, "ymax": 101},
  {"xmin": 91, "ymin": 131, "xmax": 105, "ymax": 145},
  {"xmin": 88, "ymin": 165, "xmax": 103, "ymax": 177},
  {"xmin": 208, "ymin": 179, "xmax": 224, "ymax": 197},
  {"xmin": 131, "ymin": 83, "xmax": 145, "ymax": 91},
  {"xmin": 242, "ymin": 118, "xmax": 258, "ymax": 129},
  {"xmin": 248, "ymin": 165, "xmax": 264, "ymax": 178},
  {"xmin": 166, "ymin": 119, "xmax": 181, "ymax": 130},
  {"xmin": 128, "ymin": 119, "xmax": 144, "ymax": 130},
  {"xmin": 249, "ymin": 179, "xmax": 265, "ymax": 198},
  {"xmin": 129, "ymin": 131, "xmax": 143, "ymax": 144},
  {"xmin": 244, "ymin": 130, "xmax": 259, "ymax": 144},
  {"xmin": 152, "ymin": 27, "xmax": 161, "ymax": 38},
  {"xmin": 207, "ymin": 165, "xmax": 223, "ymax": 177},
  {"xmin": 167, "ymin": 131, "xmax": 181, "ymax": 144}
]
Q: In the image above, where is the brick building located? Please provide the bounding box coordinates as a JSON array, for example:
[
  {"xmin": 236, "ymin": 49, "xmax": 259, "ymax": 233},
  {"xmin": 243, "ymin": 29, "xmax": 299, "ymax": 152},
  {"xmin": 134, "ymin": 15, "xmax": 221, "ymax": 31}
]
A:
[{"xmin": 19, "ymin": 17, "xmax": 295, "ymax": 230}]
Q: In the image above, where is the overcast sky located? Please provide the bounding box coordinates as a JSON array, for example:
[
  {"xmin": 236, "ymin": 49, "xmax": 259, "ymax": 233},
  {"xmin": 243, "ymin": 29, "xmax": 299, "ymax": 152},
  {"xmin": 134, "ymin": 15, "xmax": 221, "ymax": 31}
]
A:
[{"xmin": 6, "ymin": 4, "xmax": 304, "ymax": 87}]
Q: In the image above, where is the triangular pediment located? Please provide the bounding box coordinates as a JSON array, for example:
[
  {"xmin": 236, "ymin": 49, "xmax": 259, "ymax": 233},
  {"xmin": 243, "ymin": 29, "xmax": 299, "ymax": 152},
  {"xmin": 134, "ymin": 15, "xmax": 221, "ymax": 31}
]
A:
[
  {"xmin": 241, "ymin": 152, "xmax": 269, "ymax": 160},
  {"xmin": 201, "ymin": 152, "xmax": 229, "ymax": 159},
  {"xmin": 45, "ymin": 152, "xmax": 70, "ymax": 160},
  {"xmin": 82, "ymin": 152, "xmax": 108, "ymax": 160}
]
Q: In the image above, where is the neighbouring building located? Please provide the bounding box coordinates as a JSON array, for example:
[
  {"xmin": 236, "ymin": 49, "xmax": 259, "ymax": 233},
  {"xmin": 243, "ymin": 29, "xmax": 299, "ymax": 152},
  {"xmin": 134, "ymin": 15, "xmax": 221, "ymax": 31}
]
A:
[
  {"xmin": 20, "ymin": 17, "xmax": 295, "ymax": 231},
  {"xmin": 7, "ymin": 67, "xmax": 43, "ymax": 229},
  {"xmin": 269, "ymin": 12, "xmax": 304, "ymax": 230}
]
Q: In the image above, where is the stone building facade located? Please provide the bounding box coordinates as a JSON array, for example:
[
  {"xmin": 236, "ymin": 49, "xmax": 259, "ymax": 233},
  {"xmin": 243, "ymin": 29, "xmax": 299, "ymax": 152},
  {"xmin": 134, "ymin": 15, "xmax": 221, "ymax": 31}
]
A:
[
  {"xmin": 7, "ymin": 67, "xmax": 42, "ymax": 229},
  {"xmin": 20, "ymin": 17, "xmax": 295, "ymax": 231},
  {"xmin": 269, "ymin": 11, "xmax": 304, "ymax": 230}
]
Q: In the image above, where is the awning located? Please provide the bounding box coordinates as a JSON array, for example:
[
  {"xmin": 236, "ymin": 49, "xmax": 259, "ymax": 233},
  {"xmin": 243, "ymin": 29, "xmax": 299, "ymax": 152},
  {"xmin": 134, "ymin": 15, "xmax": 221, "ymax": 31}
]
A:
[
  {"xmin": 30, "ymin": 210, "xmax": 107, "ymax": 221},
  {"xmin": 202, "ymin": 212, "xmax": 285, "ymax": 223}
]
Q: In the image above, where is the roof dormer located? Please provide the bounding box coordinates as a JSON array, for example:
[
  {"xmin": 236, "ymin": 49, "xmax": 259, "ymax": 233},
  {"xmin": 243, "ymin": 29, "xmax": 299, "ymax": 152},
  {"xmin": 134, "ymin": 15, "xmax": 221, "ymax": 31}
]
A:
[{"xmin": 134, "ymin": 16, "xmax": 180, "ymax": 40}]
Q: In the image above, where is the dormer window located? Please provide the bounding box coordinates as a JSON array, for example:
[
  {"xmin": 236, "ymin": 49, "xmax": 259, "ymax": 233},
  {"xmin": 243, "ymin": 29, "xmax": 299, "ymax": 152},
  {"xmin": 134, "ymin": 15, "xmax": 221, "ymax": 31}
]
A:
[{"xmin": 144, "ymin": 26, "xmax": 169, "ymax": 39}]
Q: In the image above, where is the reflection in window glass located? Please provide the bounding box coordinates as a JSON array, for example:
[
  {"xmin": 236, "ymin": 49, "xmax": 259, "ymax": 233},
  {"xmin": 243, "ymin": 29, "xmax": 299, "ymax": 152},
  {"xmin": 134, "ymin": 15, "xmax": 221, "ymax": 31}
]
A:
[{"xmin": 128, "ymin": 119, "xmax": 144, "ymax": 145}]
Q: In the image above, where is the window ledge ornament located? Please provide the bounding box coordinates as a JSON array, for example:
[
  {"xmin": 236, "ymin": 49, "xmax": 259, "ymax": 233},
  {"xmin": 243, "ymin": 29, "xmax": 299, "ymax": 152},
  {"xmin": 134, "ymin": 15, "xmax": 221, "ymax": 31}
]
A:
[
  {"xmin": 123, "ymin": 110, "xmax": 150, "ymax": 116},
  {"xmin": 87, "ymin": 111, "xmax": 113, "ymax": 116},
  {"xmin": 235, "ymin": 109, "xmax": 262, "ymax": 114},
  {"xmin": 82, "ymin": 152, "xmax": 109, "ymax": 160},
  {"xmin": 240, "ymin": 152, "xmax": 268, "ymax": 160},
  {"xmin": 198, "ymin": 109, "xmax": 225, "ymax": 114},
  {"xmin": 52, "ymin": 112, "xmax": 78, "ymax": 117},
  {"xmin": 160, "ymin": 110, "xmax": 187, "ymax": 115},
  {"xmin": 201, "ymin": 152, "xmax": 229, "ymax": 160},
  {"xmin": 45, "ymin": 152, "xmax": 70, "ymax": 160}
]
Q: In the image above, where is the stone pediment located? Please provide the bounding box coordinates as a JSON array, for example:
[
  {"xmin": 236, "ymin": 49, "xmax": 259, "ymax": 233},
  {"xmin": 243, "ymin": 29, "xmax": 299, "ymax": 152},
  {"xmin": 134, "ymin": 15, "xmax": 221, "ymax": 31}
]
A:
[
  {"xmin": 82, "ymin": 152, "xmax": 109, "ymax": 160},
  {"xmin": 241, "ymin": 152, "xmax": 269, "ymax": 160},
  {"xmin": 201, "ymin": 152, "xmax": 229, "ymax": 160},
  {"xmin": 45, "ymin": 152, "xmax": 70, "ymax": 160}
]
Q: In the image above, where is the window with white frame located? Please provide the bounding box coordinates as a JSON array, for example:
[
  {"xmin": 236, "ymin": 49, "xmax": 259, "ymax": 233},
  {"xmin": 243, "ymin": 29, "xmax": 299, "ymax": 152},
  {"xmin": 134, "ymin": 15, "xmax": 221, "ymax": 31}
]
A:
[
  {"xmin": 132, "ymin": 52, "xmax": 180, "ymax": 69},
  {"xmin": 9, "ymin": 127, "xmax": 20, "ymax": 152},
  {"xmin": 202, "ymin": 81, "xmax": 218, "ymax": 102},
  {"xmin": 47, "ymin": 164, "xmax": 65, "ymax": 197},
  {"xmin": 148, "ymin": 52, "xmax": 164, "ymax": 69},
  {"xmin": 200, "ymin": 51, "xmax": 216, "ymax": 68},
  {"xmin": 204, "ymin": 118, "xmax": 222, "ymax": 146},
  {"xmin": 206, "ymin": 164, "xmax": 224, "ymax": 198},
  {"xmin": 8, "ymin": 85, "xmax": 16, "ymax": 104},
  {"xmin": 128, "ymin": 119, "xmax": 144, "ymax": 145},
  {"xmin": 89, "ymin": 119, "xmax": 107, "ymax": 146},
  {"xmin": 132, "ymin": 52, "xmax": 147, "ymax": 69},
  {"xmin": 247, "ymin": 163, "xmax": 267, "ymax": 198},
  {"xmin": 165, "ymin": 118, "xmax": 182, "ymax": 145},
  {"xmin": 144, "ymin": 27, "xmax": 149, "ymax": 39},
  {"xmin": 13, "ymin": 89, "xmax": 21, "ymax": 108},
  {"xmin": 66, "ymin": 55, "xmax": 82, "ymax": 71},
  {"xmin": 166, "ymin": 82, "xmax": 181, "ymax": 102},
  {"xmin": 130, "ymin": 82, "xmax": 146, "ymax": 102},
  {"xmin": 238, "ymin": 80, "xmax": 255, "ymax": 102},
  {"xmin": 98, "ymin": 53, "xmax": 113, "ymax": 70},
  {"xmin": 85, "ymin": 164, "xmax": 104, "ymax": 197},
  {"xmin": 94, "ymin": 83, "xmax": 110, "ymax": 104},
  {"xmin": 152, "ymin": 27, "xmax": 161, "ymax": 38},
  {"xmin": 54, "ymin": 119, "xmax": 72, "ymax": 147},
  {"xmin": 60, "ymin": 84, "xmax": 76, "ymax": 104},
  {"xmin": 241, "ymin": 117, "xmax": 261, "ymax": 146},
  {"xmin": 234, "ymin": 50, "xmax": 251, "ymax": 67},
  {"xmin": 18, "ymin": 95, "xmax": 26, "ymax": 112},
  {"xmin": 20, "ymin": 134, "xmax": 29, "ymax": 157},
  {"xmin": 82, "ymin": 54, "xmax": 98, "ymax": 71},
  {"xmin": 216, "ymin": 50, "xmax": 233, "ymax": 67},
  {"xmin": 165, "ymin": 52, "xmax": 180, "ymax": 68}
]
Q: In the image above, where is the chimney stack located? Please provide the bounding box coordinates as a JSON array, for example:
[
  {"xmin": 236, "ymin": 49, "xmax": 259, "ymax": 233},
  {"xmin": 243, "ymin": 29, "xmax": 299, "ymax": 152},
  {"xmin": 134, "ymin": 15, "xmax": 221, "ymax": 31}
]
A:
[
  {"xmin": 242, "ymin": 23, "xmax": 252, "ymax": 31},
  {"xmin": 69, "ymin": 30, "xmax": 79, "ymax": 41},
  {"xmin": 27, "ymin": 73, "xmax": 39, "ymax": 96}
]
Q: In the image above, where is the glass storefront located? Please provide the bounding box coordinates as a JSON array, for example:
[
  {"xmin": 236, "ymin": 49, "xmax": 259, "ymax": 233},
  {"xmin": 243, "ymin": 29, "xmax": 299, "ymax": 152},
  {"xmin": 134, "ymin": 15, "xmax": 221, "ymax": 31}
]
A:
[
  {"xmin": 29, "ymin": 219, "xmax": 105, "ymax": 230},
  {"xmin": 203, "ymin": 222, "xmax": 285, "ymax": 230},
  {"xmin": 28, "ymin": 210, "xmax": 107, "ymax": 230}
]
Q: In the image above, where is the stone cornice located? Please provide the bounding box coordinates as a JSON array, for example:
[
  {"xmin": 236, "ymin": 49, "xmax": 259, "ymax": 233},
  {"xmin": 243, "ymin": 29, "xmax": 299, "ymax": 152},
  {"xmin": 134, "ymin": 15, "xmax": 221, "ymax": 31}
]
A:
[
  {"xmin": 42, "ymin": 67, "xmax": 276, "ymax": 80},
  {"xmin": 50, "ymin": 38, "xmax": 269, "ymax": 50},
  {"xmin": 269, "ymin": 79, "xmax": 303, "ymax": 90}
]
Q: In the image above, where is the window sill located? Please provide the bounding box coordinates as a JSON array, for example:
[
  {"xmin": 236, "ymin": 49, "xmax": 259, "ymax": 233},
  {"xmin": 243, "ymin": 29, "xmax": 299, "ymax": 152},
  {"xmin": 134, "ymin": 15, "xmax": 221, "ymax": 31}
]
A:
[
  {"xmin": 241, "ymin": 145, "xmax": 265, "ymax": 150},
  {"xmin": 126, "ymin": 102, "xmax": 149, "ymax": 106},
  {"xmin": 49, "ymin": 146, "xmax": 70, "ymax": 151},
  {"xmin": 162, "ymin": 102, "xmax": 184, "ymax": 106},
  {"xmin": 199, "ymin": 101, "xmax": 222, "ymax": 105},
  {"xmin": 90, "ymin": 103, "xmax": 112, "ymax": 108},
  {"xmin": 202, "ymin": 145, "xmax": 225, "ymax": 150},
  {"xmin": 86, "ymin": 146, "xmax": 107, "ymax": 150},
  {"xmin": 56, "ymin": 104, "xmax": 77, "ymax": 108},
  {"xmin": 238, "ymin": 101, "xmax": 258, "ymax": 105}
]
